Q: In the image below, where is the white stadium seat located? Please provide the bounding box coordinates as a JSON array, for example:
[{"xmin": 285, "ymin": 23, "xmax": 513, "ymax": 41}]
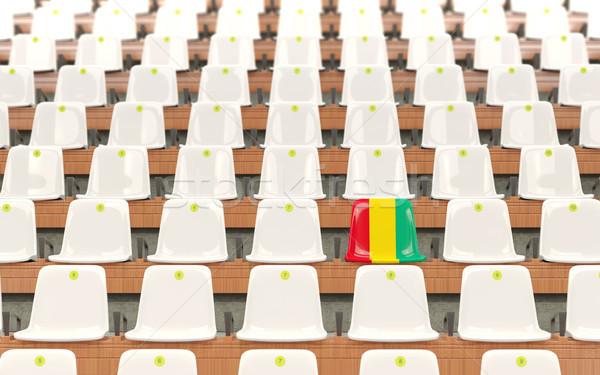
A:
[
  {"xmin": 247, "ymin": 199, "xmax": 326, "ymax": 263},
  {"xmin": 359, "ymin": 350, "xmax": 440, "ymax": 375},
  {"xmin": 273, "ymin": 36, "xmax": 324, "ymax": 70},
  {"xmin": 348, "ymin": 266, "xmax": 439, "ymax": 342},
  {"xmin": 48, "ymin": 199, "xmax": 132, "ymax": 263},
  {"xmin": 77, "ymin": 146, "xmax": 151, "ymax": 200},
  {"xmin": 255, "ymin": 146, "xmax": 326, "ymax": 200},
  {"xmin": 163, "ymin": 0, "xmax": 207, "ymax": 14},
  {"xmin": 263, "ymin": 102, "xmax": 325, "ymax": 148},
  {"xmin": 566, "ymin": 265, "xmax": 600, "ymax": 341},
  {"xmin": 14, "ymin": 265, "xmax": 109, "ymax": 342},
  {"xmin": 0, "ymin": 66, "xmax": 35, "ymax": 107},
  {"xmin": 340, "ymin": 35, "xmax": 389, "ymax": 71},
  {"xmin": 343, "ymin": 146, "xmax": 414, "ymax": 200},
  {"xmin": 75, "ymin": 34, "xmax": 123, "ymax": 72},
  {"xmin": 443, "ymin": 199, "xmax": 524, "ymax": 263},
  {"xmin": 500, "ymin": 101, "xmax": 559, "ymax": 148},
  {"xmin": 186, "ymin": 102, "xmax": 245, "ymax": 148},
  {"xmin": 166, "ymin": 146, "xmax": 237, "ymax": 200},
  {"xmin": 540, "ymin": 199, "xmax": 600, "ymax": 263},
  {"xmin": 463, "ymin": 5, "xmax": 508, "ymax": 40},
  {"xmin": 126, "ymin": 265, "xmax": 217, "ymax": 341},
  {"xmin": 216, "ymin": 6, "xmax": 260, "ymax": 40},
  {"xmin": 107, "ymin": 102, "xmax": 166, "ymax": 149},
  {"xmin": 155, "ymin": 5, "xmax": 199, "ymax": 40},
  {"xmin": 0, "ymin": 350, "xmax": 77, "ymax": 374},
  {"xmin": 401, "ymin": 4, "xmax": 445, "ymax": 39},
  {"xmin": 31, "ymin": 7, "xmax": 75, "ymax": 40},
  {"xmin": 413, "ymin": 65, "xmax": 467, "ymax": 106},
  {"xmin": 236, "ymin": 265, "xmax": 327, "ymax": 342},
  {"xmin": 0, "ymin": 103, "xmax": 8, "ymax": 148},
  {"xmin": 480, "ymin": 350, "xmax": 561, "ymax": 374},
  {"xmin": 141, "ymin": 34, "xmax": 190, "ymax": 71},
  {"xmin": 30, "ymin": 102, "xmax": 88, "ymax": 149},
  {"xmin": 9, "ymin": 34, "xmax": 56, "ymax": 72},
  {"xmin": 339, "ymin": 7, "xmax": 384, "ymax": 39},
  {"xmin": 198, "ymin": 65, "xmax": 251, "ymax": 106},
  {"xmin": 106, "ymin": 0, "xmax": 148, "ymax": 15},
  {"xmin": 518, "ymin": 145, "xmax": 592, "ymax": 200},
  {"xmin": 541, "ymin": 33, "xmax": 589, "ymax": 71},
  {"xmin": 149, "ymin": 199, "xmax": 229, "ymax": 263},
  {"xmin": 525, "ymin": 6, "xmax": 569, "ymax": 39},
  {"xmin": 486, "ymin": 65, "xmax": 539, "ymax": 106},
  {"xmin": 458, "ymin": 265, "xmax": 551, "ymax": 342},
  {"xmin": 421, "ymin": 101, "xmax": 480, "ymax": 148},
  {"xmin": 0, "ymin": 146, "xmax": 64, "ymax": 201},
  {"xmin": 55, "ymin": 66, "xmax": 107, "ymax": 107},
  {"xmin": 93, "ymin": 4, "xmax": 137, "ymax": 40},
  {"xmin": 432, "ymin": 146, "xmax": 503, "ymax": 200},
  {"xmin": 126, "ymin": 65, "xmax": 179, "ymax": 106},
  {"xmin": 0, "ymin": 199, "xmax": 37, "ymax": 263},
  {"xmin": 47, "ymin": 0, "xmax": 92, "ymax": 14},
  {"xmin": 406, "ymin": 34, "xmax": 455, "ymax": 71},
  {"xmin": 341, "ymin": 102, "xmax": 403, "ymax": 148},
  {"xmin": 559, "ymin": 64, "xmax": 600, "ymax": 106},
  {"xmin": 340, "ymin": 65, "xmax": 395, "ymax": 106},
  {"xmin": 0, "ymin": 0, "xmax": 35, "ymax": 15},
  {"xmin": 269, "ymin": 66, "xmax": 324, "ymax": 105},
  {"xmin": 238, "ymin": 350, "xmax": 319, "ymax": 375},
  {"xmin": 117, "ymin": 350, "xmax": 197, "ymax": 375},
  {"xmin": 579, "ymin": 101, "xmax": 600, "ymax": 148},
  {"xmin": 474, "ymin": 33, "xmax": 522, "ymax": 71},
  {"xmin": 208, "ymin": 35, "xmax": 257, "ymax": 71},
  {"xmin": 277, "ymin": 7, "xmax": 322, "ymax": 39}
]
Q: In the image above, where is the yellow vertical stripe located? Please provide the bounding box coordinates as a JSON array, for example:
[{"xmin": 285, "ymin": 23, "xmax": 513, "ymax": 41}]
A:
[{"xmin": 369, "ymin": 199, "xmax": 398, "ymax": 263}]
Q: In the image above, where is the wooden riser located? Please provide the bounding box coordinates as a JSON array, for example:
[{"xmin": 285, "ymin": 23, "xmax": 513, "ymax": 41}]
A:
[
  {"xmin": 0, "ymin": 259, "xmax": 574, "ymax": 294},
  {"xmin": 0, "ymin": 335, "xmax": 597, "ymax": 375}
]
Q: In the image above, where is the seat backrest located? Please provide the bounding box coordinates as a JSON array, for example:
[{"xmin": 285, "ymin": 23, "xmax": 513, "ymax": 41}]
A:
[
  {"xmin": 340, "ymin": 65, "xmax": 394, "ymax": 105},
  {"xmin": 518, "ymin": 145, "xmax": 588, "ymax": 199},
  {"xmin": 9, "ymin": 34, "xmax": 56, "ymax": 72},
  {"xmin": 340, "ymin": 34, "xmax": 389, "ymax": 70},
  {"xmin": 57, "ymin": 199, "xmax": 132, "ymax": 261},
  {"xmin": 249, "ymin": 199, "xmax": 324, "ymax": 262},
  {"xmin": 525, "ymin": 6, "xmax": 569, "ymax": 39},
  {"xmin": 360, "ymin": 350, "xmax": 440, "ymax": 375},
  {"xmin": 170, "ymin": 145, "xmax": 237, "ymax": 200},
  {"xmin": 270, "ymin": 65, "xmax": 324, "ymax": 105},
  {"xmin": 141, "ymin": 34, "xmax": 189, "ymax": 71},
  {"xmin": 443, "ymin": 199, "xmax": 520, "ymax": 262},
  {"xmin": 453, "ymin": 0, "xmax": 504, "ymax": 13},
  {"xmin": 0, "ymin": 146, "xmax": 64, "ymax": 200},
  {"xmin": 0, "ymin": 349, "xmax": 77, "ymax": 374},
  {"xmin": 277, "ymin": 7, "xmax": 322, "ymax": 39},
  {"xmin": 31, "ymin": 7, "xmax": 75, "ymax": 40},
  {"xmin": 422, "ymin": 101, "xmax": 480, "ymax": 148},
  {"xmin": 117, "ymin": 350, "xmax": 197, "ymax": 375},
  {"xmin": 344, "ymin": 146, "xmax": 413, "ymax": 199},
  {"xmin": 240, "ymin": 265, "xmax": 325, "ymax": 336},
  {"xmin": 132, "ymin": 265, "xmax": 216, "ymax": 336},
  {"xmin": 406, "ymin": 34, "xmax": 455, "ymax": 71},
  {"xmin": 480, "ymin": 350, "xmax": 561, "ymax": 375},
  {"xmin": 566, "ymin": 265, "xmax": 600, "ymax": 339},
  {"xmin": 155, "ymin": 5, "xmax": 198, "ymax": 40},
  {"xmin": 414, "ymin": 64, "xmax": 467, "ymax": 106},
  {"xmin": 93, "ymin": 5, "xmax": 137, "ymax": 40},
  {"xmin": 126, "ymin": 65, "xmax": 178, "ymax": 106},
  {"xmin": 0, "ymin": 0, "xmax": 35, "ymax": 15},
  {"xmin": 154, "ymin": 199, "xmax": 228, "ymax": 262},
  {"xmin": 570, "ymin": 0, "xmax": 598, "ymax": 13},
  {"xmin": 47, "ymin": 0, "xmax": 91, "ymax": 14},
  {"xmin": 0, "ymin": 9, "xmax": 13, "ymax": 40},
  {"xmin": 256, "ymin": 146, "xmax": 325, "ymax": 199},
  {"xmin": 106, "ymin": 0, "xmax": 148, "ymax": 14},
  {"xmin": 431, "ymin": 146, "xmax": 500, "ymax": 199},
  {"xmin": 350, "ymin": 266, "xmax": 435, "ymax": 336},
  {"xmin": 208, "ymin": 35, "xmax": 256, "ymax": 70},
  {"xmin": 75, "ymin": 34, "xmax": 123, "ymax": 71},
  {"xmin": 264, "ymin": 102, "xmax": 324, "ymax": 147},
  {"xmin": 486, "ymin": 65, "xmax": 539, "ymax": 106},
  {"xmin": 559, "ymin": 64, "xmax": 600, "ymax": 106},
  {"xmin": 463, "ymin": 5, "xmax": 508, "ymax": 39},
  {"xmin": 589, "ymin": 8, "xmax": 600, "ymax": 39},
  {"xmin": 512, "ymin": 0, "xmax": 562, "ymax": 13},
  {"xmin": 474, "ymin": 33, "xmax": 522, "ymax": 71},
  {"xmin": 164, "ymin": 0, "xmax": 207, "ymax": 13},
  {"xmin": 198, "ymin": 65, "xmax": 251, "ymax": 106},
  {"xmin": 216, "ymin": 6, "xmax": 260, "ymax": 39},
  {"xmin": 346, "ymin": 199, "xmax": 425, "ymax": 263},
  {"xmin": 238, "ymin": 350, "xmax": 319, "ymax": 375},
  {"xmin": 0, "ymin": 66, "xmax": 35, "ymax": 107},
  {"xmin": 0, "ymin": 102, "xmax": 10, "ymax": 148},
  {"xmin": 541, "ymin": 33, "xmax": 589, "ymax": 71},
  {"xmin": 0, "ymin": 199, "xmax": 37, "ymax": 262},
  {"xmin": 401, "ymin": 4, "xmax": 445, "ymax": 39},
  {"xmin": 339, "ymin": 7, "xmax": 384, "ymax": 39},
  {"xmin": 55, "ymin": 65, "xmax": 107, "ymax": 106},
  {"xmin": 186, "ymin": 102, "xmax": 244, "ymax": 148},
  {"xmin": 222, "ymin": 0, "xmax": 265, "ymax": 13},
  {"xmin": 540, "ymin": 199, "xmax": 600, "ymax": 262},
  {"xmin": 25, "ymin": 265, "xmax": 109, "ymax": 335},
  {"xmin": 579, "ymin": 100, "xmax": 600, "ymax": 147},
  {"xmin": 30, "ymin": 102, "xmax": 87, "ymax": 149},
  {"xmin": 500, "ymin": 101, "xmax": 558, "ymax": 148},
  {"xmin": 107, "ymin": 102, "xmax": 166, "ymax": 148},
  {"xmin": 280, "ymin": 0, "xmax": 322, "ymax": 13},
  {"xmin": 273, "ymin": 36, "xmax": 323, "ymax": 69},
  {"xmin": 342, "ymin": 102, "xmax": 402, "ymax": 148},
  {"xmin": 338, "ymin": 0, "xmax": 380, "ymax": 13},
  {"xmin": 82, "ymin": 146, "xmax": 151, "ymax": 200},
  {"xmin": 458, "ymin": 266, "xmax": 543, "ymax": 337}
]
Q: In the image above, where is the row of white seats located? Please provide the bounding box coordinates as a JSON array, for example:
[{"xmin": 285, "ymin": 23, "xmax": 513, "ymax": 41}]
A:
[
  {"xmin": 0, "ymin": 348, "xmax": 564, "ymax": 374},
  {"xmin": 0, "ymin": 143, "xmax": 591, "ymax": 201},
  {"xmin": 3, "ymin": 196, "xmax": 600, "ymax": 265},
  {"xmin": 0, "ymin": 264, "xmax": 598, "ymax": 343}
]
